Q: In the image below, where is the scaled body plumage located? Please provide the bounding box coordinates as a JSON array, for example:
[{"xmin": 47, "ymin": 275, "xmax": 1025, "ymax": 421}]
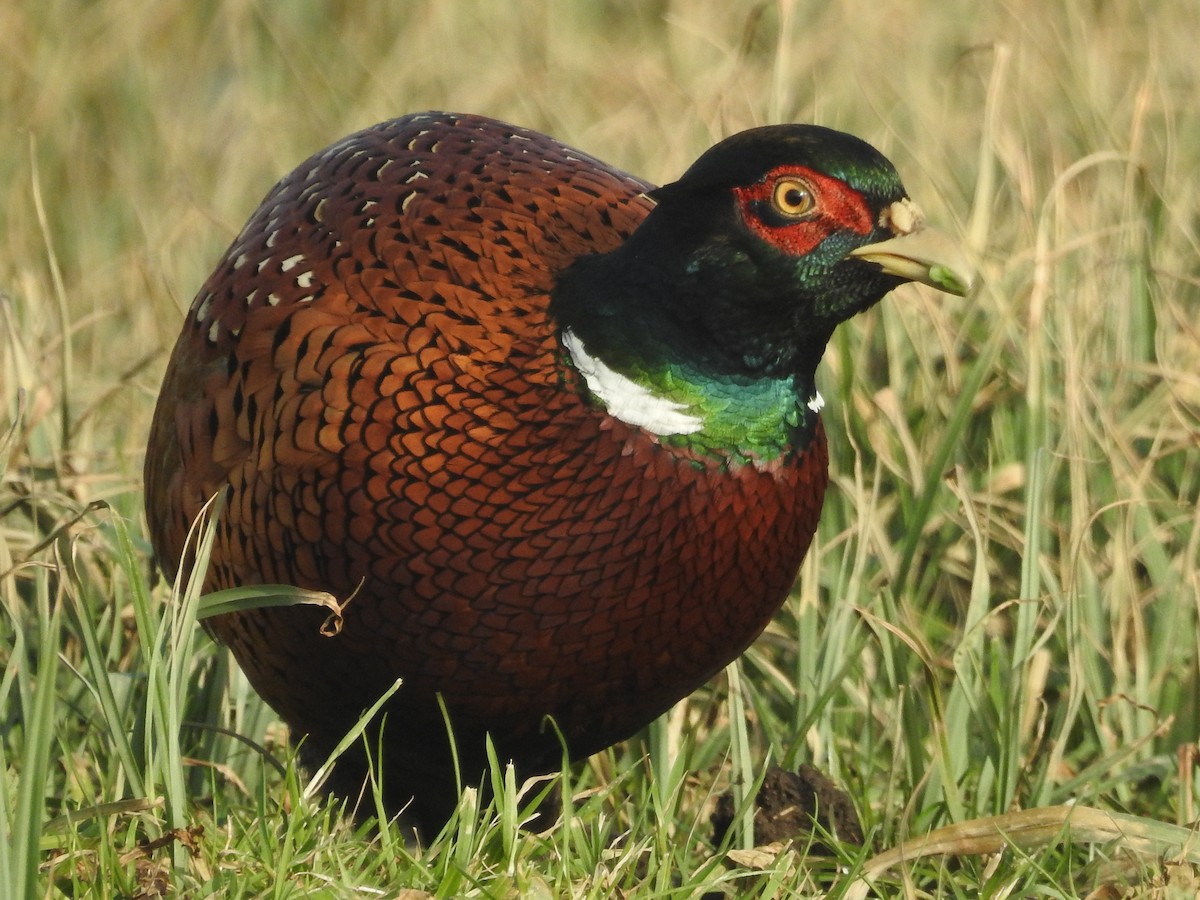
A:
[{"xmin": 145, "ymin": 112, "xmax": 968, "ymax": 831}]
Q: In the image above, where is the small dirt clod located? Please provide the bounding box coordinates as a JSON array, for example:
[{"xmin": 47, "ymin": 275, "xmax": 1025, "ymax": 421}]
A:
[{"xmin": 711, "ymin": 764, "xmax": 864, "ymax": 853}]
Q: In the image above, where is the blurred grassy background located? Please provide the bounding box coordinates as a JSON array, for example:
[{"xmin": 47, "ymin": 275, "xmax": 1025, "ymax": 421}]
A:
[{"xmin": 2, "ymin": 0, "xmax": 1199, "ymax": 895}]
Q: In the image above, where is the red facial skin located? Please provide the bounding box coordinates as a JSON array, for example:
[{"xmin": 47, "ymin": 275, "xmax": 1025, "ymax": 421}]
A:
[{"xmin": 734, "ymin": 164, "xmax": 874, "ymax": 256}]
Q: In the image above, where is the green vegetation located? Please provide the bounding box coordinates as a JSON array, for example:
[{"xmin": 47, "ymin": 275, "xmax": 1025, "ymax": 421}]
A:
[{"xmin": 3, "ymin": 1, "xmax": 1198, "ymax": 895}]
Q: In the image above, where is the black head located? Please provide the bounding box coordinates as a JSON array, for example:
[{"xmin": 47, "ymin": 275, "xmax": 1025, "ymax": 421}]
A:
[
  {"xmin": 651, "ymin": 123, "xmax": 906, "ymax": 212},
  {"xmin": 554, "ymin": 123, "xmax": 967, "ymax": 381}
]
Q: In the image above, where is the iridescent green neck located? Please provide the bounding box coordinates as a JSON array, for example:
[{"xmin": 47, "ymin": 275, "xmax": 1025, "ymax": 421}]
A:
[
  {"xmin": 561, "ymin": 328, "xmax": 819, "ymax": 467},
  {"xmin": 656, "ymin": 367, "xmax": 818, "ymax": 465}
]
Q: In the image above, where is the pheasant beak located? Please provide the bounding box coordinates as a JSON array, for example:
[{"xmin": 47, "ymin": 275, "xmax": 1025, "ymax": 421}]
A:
[{"xmin": 848, "ymin": 199, "xmax": 973, "ymax": 296}]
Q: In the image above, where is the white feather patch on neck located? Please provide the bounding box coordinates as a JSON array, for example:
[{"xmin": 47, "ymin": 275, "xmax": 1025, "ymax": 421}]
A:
[
  {"xmin": 561, "ymin": 328, "xmax": 704, "ymax": 436},
  {"xmin": 807, "ymin": 390, "xmax": 824, "ymax": 413}
]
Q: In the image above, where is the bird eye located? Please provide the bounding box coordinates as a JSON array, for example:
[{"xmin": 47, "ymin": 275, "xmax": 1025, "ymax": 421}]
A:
[{"xmin": 771, "ymin": 178, "xmax": 815, "ymax": 217}]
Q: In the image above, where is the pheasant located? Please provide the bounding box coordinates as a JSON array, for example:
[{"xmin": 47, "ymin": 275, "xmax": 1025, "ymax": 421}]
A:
[{"xmin": 144, "ymin": 111, "xmax": 969, "ymax": 832}]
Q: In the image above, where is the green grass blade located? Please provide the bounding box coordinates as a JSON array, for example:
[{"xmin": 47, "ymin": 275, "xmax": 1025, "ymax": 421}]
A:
[
  {"xmin": 8, "ymin": 564, "xmax": 63, "ymax": 900},
  {"xmin": 895, "ymin": 317, "xmax": 1005, "ymax": 590}
]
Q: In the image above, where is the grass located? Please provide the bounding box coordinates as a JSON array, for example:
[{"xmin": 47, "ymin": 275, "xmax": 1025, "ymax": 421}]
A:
[{"xmin": 3, "ymin": 0, "xmax": 1199, "ymax": 895}]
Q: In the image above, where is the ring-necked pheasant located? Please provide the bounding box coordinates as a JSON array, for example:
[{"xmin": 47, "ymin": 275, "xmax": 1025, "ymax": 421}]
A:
[{"xmin": 145, "ymin": 111, "xmax": 969, "ymax": 832}]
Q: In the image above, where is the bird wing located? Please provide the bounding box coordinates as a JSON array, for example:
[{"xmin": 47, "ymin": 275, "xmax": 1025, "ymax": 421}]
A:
[{"xmin": 144, "ymin": 112, "xmax": 655, "ymax": 583}]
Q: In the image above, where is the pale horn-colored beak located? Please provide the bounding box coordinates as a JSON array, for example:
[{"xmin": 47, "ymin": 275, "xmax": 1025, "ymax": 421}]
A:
[{"xmin": 848, "ymin": 198, "xmax": 973, "ymax": 296}]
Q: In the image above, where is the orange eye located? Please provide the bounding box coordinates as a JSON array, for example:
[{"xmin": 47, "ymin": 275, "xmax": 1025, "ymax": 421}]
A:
[{"xmin": 771, "ymin": 178, "xmax": 815, "ymax": 217}]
